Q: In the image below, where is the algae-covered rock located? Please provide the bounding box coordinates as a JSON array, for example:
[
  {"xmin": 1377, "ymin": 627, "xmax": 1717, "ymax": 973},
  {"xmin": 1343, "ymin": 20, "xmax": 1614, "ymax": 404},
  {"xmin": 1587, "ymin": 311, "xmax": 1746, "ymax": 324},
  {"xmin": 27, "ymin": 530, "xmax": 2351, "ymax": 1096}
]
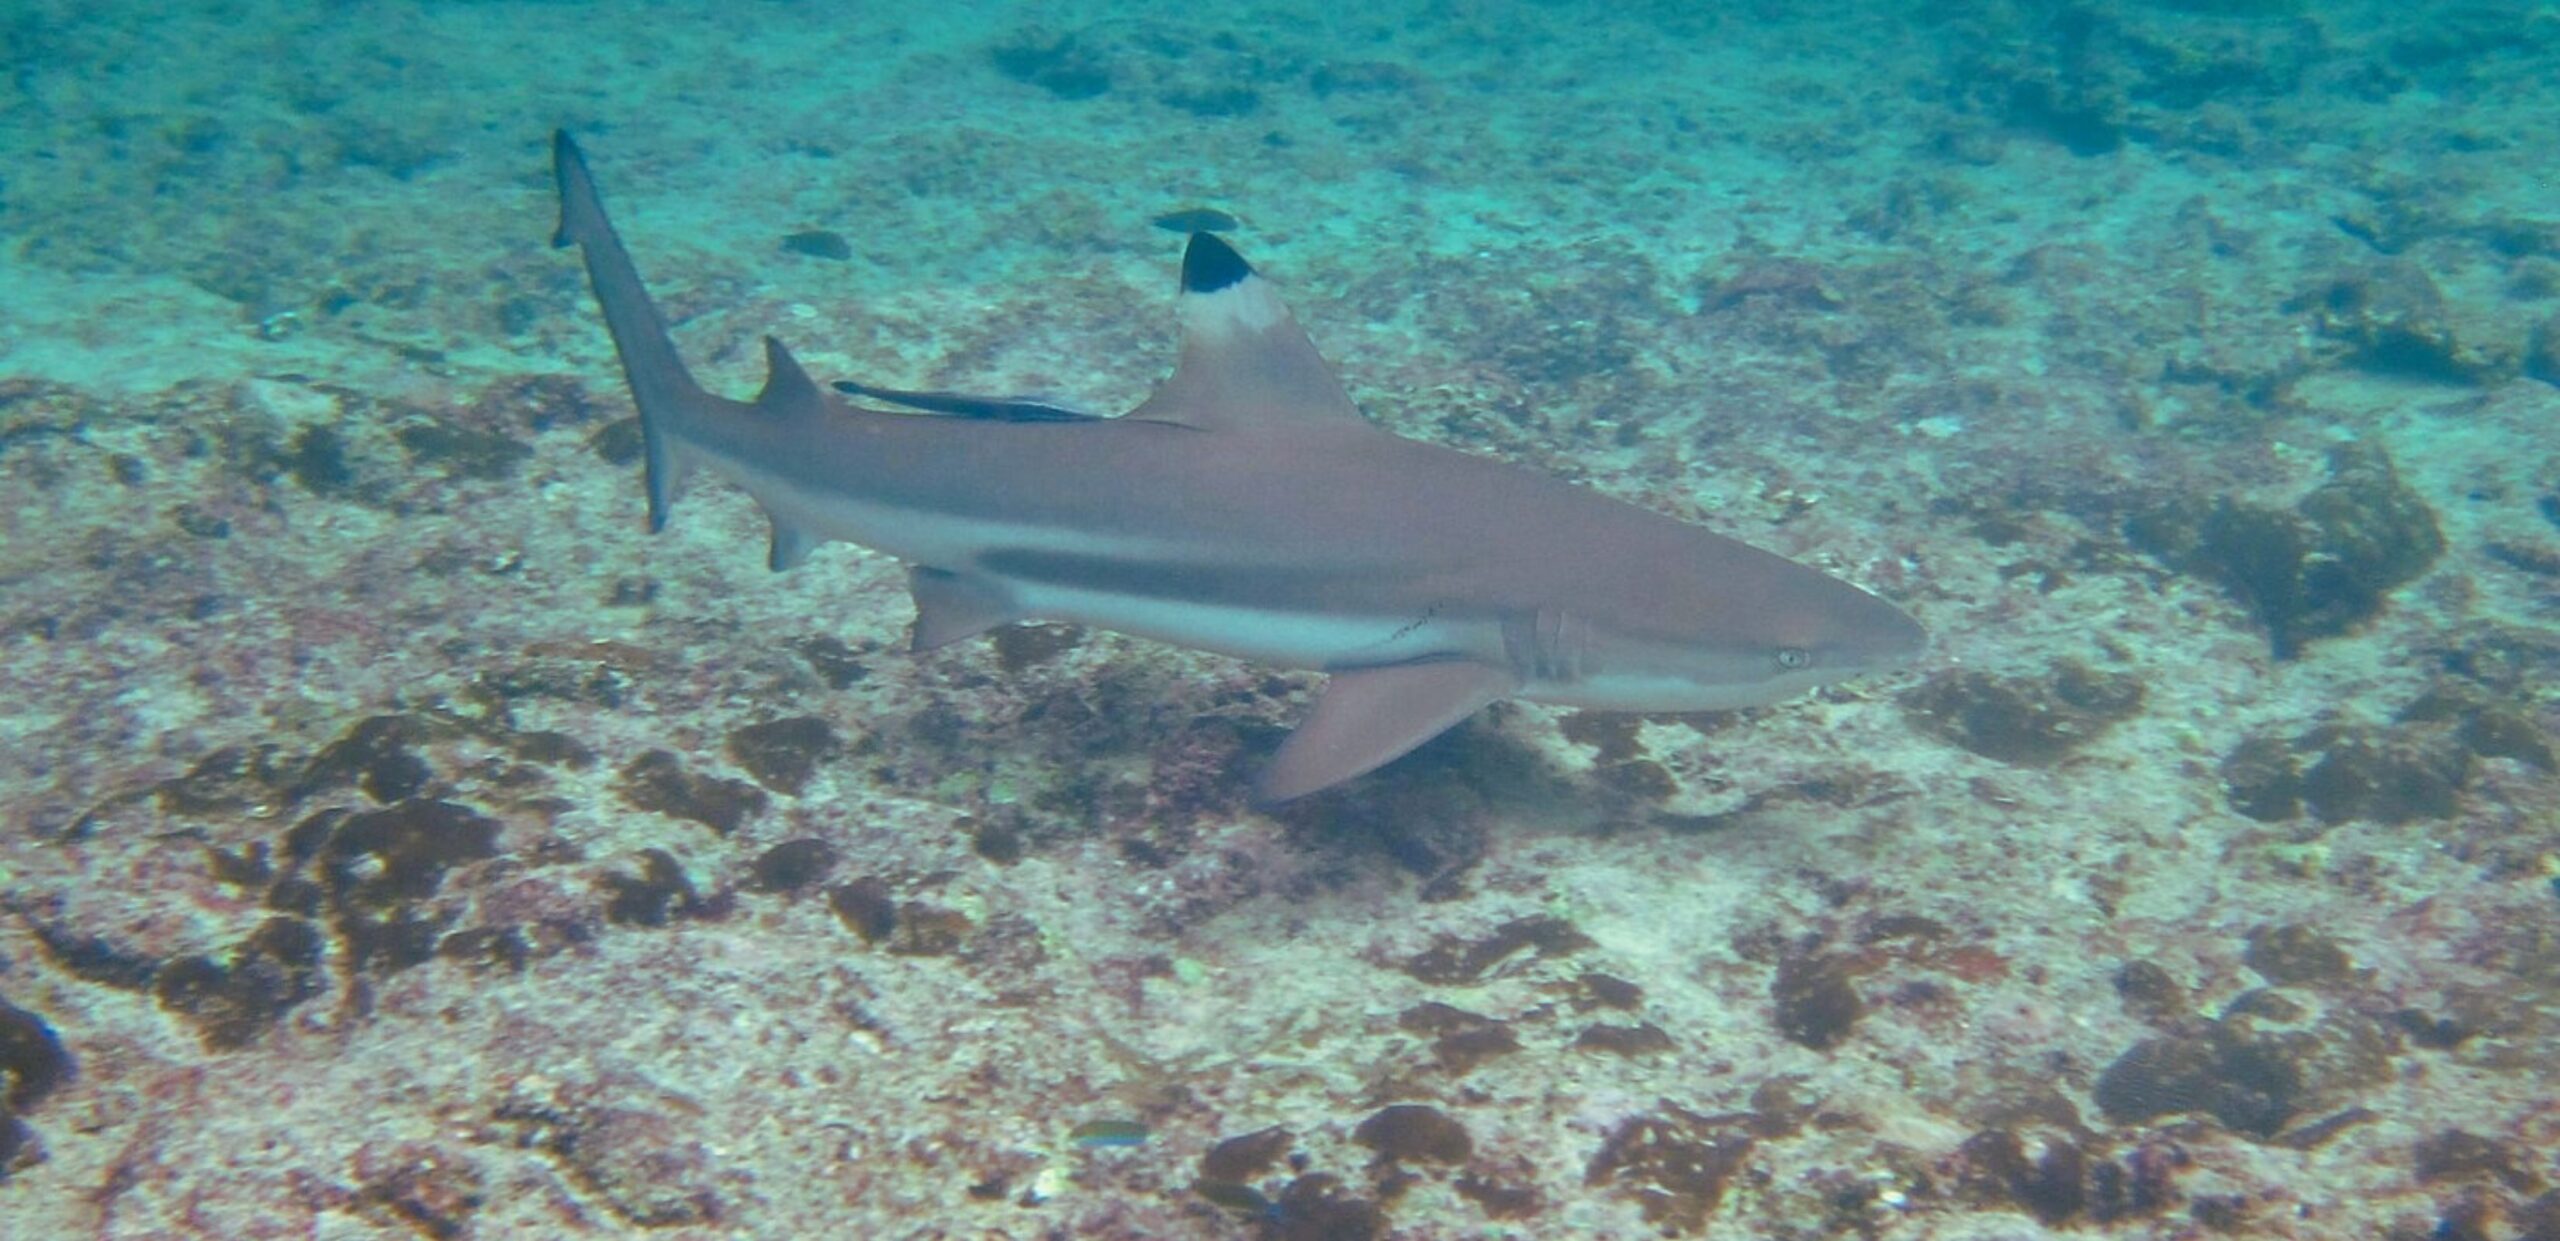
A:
[
  {"xmin": 2296, "ymin": 262, "xmax": 2517, "ymax": 383},
  {"xmin": 2219, "ymin": 719, "xmax": 2466, "ymax": 825},
  {"xmin": 1900, "ymin": 658, "xmax": 2145, "ymax": 764},
  {"xmin": 2220, "ymin": 733, "xmax": 2303, "ymax": 821},
  {"xmin": 2244, "ymin": 924, "xmax": 2355, "ymax": 988},
  {"xmin": 2215, "ymin": 674, "xmax": 2552, "ymax": 824},
  {"xmin": 2528, "ymin": 315, "xmax": 2560, "ymax": 386},
  {"xmin": 2297, "ymin": 722, "xmax": 2473, "ymax": 825},
  {"xmin": 2094, "ymin": 987, "xmax": 2395, "ymax": 1138},
  {"xmin": 2129, "ymin": 443, "xmax": 2443, "ymax": 657}
]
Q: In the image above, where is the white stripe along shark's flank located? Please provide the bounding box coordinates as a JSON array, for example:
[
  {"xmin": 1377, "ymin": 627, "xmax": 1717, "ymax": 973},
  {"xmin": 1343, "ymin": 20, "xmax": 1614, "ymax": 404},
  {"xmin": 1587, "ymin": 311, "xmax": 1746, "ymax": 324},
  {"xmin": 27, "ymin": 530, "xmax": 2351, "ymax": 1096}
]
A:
[{"xmin": 551, "ymin": 132, "xmax": 1926, "ymax": 804}]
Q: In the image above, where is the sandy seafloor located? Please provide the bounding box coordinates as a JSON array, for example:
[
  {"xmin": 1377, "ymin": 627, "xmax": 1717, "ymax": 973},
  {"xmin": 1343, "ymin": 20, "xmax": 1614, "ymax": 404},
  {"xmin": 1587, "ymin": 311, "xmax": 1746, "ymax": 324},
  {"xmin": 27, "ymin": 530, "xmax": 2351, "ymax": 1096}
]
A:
[{"xmin": 3, "ymin": 0, "xmax": 2558, "ymax": 1237}]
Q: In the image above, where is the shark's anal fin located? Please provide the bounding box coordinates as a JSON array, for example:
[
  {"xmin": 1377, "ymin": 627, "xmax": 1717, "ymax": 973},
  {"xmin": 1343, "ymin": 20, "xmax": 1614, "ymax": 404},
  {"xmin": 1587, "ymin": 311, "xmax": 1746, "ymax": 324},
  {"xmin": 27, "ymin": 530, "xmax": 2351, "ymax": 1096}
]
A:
[
  {"xmin": 830, "ymin": 379, "xmax": 1102, "ymax": 423},
  {"xmin": 1255, "ymin": 661, "xmax": 1516, "ymax": 806},
  {"xmin": 907, "ymin": 567, "xmax": 1022, "ymax": 652}
]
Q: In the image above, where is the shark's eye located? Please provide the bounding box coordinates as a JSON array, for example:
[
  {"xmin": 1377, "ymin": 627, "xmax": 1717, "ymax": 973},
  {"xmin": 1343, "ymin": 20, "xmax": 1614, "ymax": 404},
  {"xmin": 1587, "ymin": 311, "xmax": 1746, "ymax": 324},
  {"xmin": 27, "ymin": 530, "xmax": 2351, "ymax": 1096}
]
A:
[{"xmin": 1776, "ymin": 646, "xmax": 1812, "ymax": 670}]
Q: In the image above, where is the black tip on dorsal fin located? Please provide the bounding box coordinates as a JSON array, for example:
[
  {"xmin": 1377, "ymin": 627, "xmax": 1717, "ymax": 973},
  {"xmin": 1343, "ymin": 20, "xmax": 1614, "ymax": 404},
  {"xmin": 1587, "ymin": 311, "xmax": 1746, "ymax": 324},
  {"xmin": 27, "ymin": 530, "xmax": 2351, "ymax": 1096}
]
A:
[
  {"xmin": 550, "ymin": 130, "xmax": 587, "ymax": 250},
  {"xmin": 1180, "ymin": 232, "xmax": 1254, "ymax": 295}
]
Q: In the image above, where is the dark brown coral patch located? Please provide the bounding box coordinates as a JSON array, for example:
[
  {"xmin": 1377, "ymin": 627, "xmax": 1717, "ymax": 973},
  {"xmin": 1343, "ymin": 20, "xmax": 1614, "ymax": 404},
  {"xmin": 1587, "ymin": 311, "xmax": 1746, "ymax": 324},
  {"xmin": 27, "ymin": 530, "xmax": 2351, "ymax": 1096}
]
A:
[
  {"xmin": 2243, "ymin": 924, "xmax": 2355, "ymax": 988},
  {"xmin": 2398, "ymin": 681, "xmax": 2554, "ymax": 769},
  {"xmin": 1279, "ymin": 773, "xmax": 1496, "ymax": 886},
  {"xmin": 1453, "ymin": 1171, "xmax": 1542, "ymax": 1219},
  {"xmin": 1266, "ymin": 1172, "xmax": 1384, "ymax": 1241},
  {"xmin": 2093, "ymin": 989, "xmax": 2396, "ymax": 1139},
  {"xmin": 1396, "ymin": 1002, "xmax": 1520, "ymax": 1075},
  {"xmin": 2296, "ymin": 722, "xmax": 2472, "ymax": 824},
  {"xmin": 601, "ymin": 849, "xmax": 716, "ymax": 928},
  {"xmin": 617, "ymin": 749, "xmax": 767, "ymax": 835},
  {"xmin": 821, "ymin": 877, "xmax": 971, "ymax": 955},
  {"xmin": 1404, "ymin": 915, "xmax": 1593, "ymax": 984},
  {"xmin": 883, "ymin": 903, "xmax": 973, "ymax": 956},
  {"xmin": 2113, "ymin": 959, "xmax": 2191, "ymax": 1025},
  {"xmin": 748, "ymin": 838, "xmax": 838, "ymax": 894},
  {"xmin": 1566, "ymin": 971, "xmax": 1645, "ymax": 1011},
  {"xmin": 1772, "ymin": 951, "xmax": 1866, "ymax": 1050},
  {"xmin": 723, "ymin": 716, "xmax": 838, "ymax": 796},
  {"xmin": 22, "ymin": 913, "xmax": 160, "ymax": 991},
  {"xmin": 151, "ymin": 917, "xmax": 326, "ymax": 1050},
  {"xmin": 0, "ymin": 996, "xmax": 71, "ymax": 1181},
  {"xmin": 990, "ymin": 622, "xmax": 1083, "ymax": 673},
  {"xmin": 827, "ymin": 877, "xmax": 899, "ymax": 943},
  {"xmin": 304, "ymin": 800, "xmax": 504, "ymax": 977},
  {"xmin": 1575, "ymin": 1021, "xmax": 1675, "ymax": 1056},
  {"xmin": 1200, "ymin": 1125, "xmax": 1294, "ymax": 1183},
  {"xmin": 322, "ymin": 800, "xmax": 502, "ymax": 911},
  {"xmin": 1949, "ymin": 1128, "xmax": 2186, "ymax": 1225},
  {"xmin": 1584, "ymin": 1105, "xmax": 1756, "ymax": 1235},
  {"xmin": 350, "ymin": 1142, "xmax": 488, "ymax": 1239},
  {"xmin": 2128, "ymin": 442, "xmax": 2443, "ymax": 658},
  {"xmin": 793, "ymin": 635, "xmax": 872, "ymax": 689},
  {"xmin": 2217, "ymin": 679, "xmax": 2538, "ymax": 824},
  {"xmin": 2412, "ymin": 1129, "xmax": 2543, "ymax": 1194},
  {"xmin": 1353, "ymin": 1104, "xmax": 1473, "ymax": 1164},
  {"xmin": 496, "ymin": 1096, "xmax": 723, "ymax": 1227},
  {"xmin": 0, "ymin": 999, "xmax": 70, "ymax": 1115},
  {"xmin": 393, "ymin": 418, "xmax": 533, "ymax": 481},
  {"xmin": 1900, "ymin": 658, "xmax": 2144, "ymax": 765},
  {"xmin": 155, "ymin": 742, "xmax": 295, "ymax": 816},
  {"xmin": 2219, "ymin": 733, "xmax": 2304, "ymax": 821}
]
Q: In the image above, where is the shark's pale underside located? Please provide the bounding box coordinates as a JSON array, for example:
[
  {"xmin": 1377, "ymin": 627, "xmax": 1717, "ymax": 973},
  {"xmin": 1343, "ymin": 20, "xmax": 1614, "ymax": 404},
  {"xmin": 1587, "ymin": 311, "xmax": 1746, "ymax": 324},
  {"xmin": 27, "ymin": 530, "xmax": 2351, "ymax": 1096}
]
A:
[{"xmin": 550, "ymin": 132, "xmax": 1925, "ymax": 804}]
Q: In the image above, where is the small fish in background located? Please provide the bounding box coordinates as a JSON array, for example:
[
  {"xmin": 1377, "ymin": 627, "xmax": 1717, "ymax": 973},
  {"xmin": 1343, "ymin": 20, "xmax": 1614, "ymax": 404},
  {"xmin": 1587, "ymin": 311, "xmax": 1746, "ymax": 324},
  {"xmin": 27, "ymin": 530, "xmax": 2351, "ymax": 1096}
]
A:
[
  {"xmin": 1068, "ymin": 1118, "xmax": 1150, "ymax": 1148},
  {"xmin": 1151, "ymin": 206, "xmax": 1239, "ymax": 234},
  {"xmin": 552, "ymin": 132, "xmax": 1926, "ymax": 804},
  {"xmin": 781, "ymin": 229, "xmax": 852, "ymax": 261}
]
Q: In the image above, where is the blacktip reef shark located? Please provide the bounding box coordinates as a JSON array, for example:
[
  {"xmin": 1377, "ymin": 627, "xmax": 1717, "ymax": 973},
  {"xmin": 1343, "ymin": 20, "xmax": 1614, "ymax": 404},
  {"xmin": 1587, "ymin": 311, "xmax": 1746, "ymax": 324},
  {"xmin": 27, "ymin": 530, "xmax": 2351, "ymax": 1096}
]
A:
[{"xmin": 550, "ymin": 131, "xmax": 1926, "ymax": 805}]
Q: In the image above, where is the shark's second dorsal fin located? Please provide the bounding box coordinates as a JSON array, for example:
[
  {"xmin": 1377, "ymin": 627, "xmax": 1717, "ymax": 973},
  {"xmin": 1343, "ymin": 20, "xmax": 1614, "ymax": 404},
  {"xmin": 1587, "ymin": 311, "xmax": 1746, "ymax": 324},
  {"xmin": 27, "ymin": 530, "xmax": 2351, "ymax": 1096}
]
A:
[{"xmin": 1130, "ymin": 233, "xmax": 1364, "ymax": 431}]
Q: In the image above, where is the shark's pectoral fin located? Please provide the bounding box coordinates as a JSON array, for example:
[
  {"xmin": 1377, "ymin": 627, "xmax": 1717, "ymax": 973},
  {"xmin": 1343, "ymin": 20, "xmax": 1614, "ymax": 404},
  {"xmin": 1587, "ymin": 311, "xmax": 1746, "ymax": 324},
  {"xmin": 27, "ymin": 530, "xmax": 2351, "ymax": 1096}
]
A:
[
  {"xmin": 907, "ymin": 566, "xmax": 1022, "ymax": 652},
  {"xmin": 1255, "ymin": 661, "xmax": 1517, "ymax": 806}
]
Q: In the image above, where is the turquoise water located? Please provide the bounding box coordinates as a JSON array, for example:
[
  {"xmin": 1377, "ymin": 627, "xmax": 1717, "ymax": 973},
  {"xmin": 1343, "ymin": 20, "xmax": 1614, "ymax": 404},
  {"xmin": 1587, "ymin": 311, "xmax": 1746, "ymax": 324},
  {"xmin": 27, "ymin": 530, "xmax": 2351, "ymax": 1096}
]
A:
[{"xmin": 2, "ymin": 1, "xmax": 2555, "ymax": 1236}]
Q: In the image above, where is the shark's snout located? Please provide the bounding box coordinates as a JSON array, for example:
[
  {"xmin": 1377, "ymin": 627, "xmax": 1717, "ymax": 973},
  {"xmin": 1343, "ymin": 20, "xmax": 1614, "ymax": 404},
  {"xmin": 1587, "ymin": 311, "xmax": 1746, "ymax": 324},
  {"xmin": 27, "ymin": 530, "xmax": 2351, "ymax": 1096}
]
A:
[{"xmin": 1845, "ymin": 595, "xmax": 1929, "ymax": 671}]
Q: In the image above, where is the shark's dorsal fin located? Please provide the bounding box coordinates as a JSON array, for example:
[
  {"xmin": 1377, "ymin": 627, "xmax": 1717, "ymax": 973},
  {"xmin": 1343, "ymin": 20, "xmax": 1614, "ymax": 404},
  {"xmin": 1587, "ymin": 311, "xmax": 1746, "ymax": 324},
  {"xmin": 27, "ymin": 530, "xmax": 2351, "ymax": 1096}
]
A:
[{"xmin": 1130, "ymin": 233, "xmax": 1364, "ymax": 431}]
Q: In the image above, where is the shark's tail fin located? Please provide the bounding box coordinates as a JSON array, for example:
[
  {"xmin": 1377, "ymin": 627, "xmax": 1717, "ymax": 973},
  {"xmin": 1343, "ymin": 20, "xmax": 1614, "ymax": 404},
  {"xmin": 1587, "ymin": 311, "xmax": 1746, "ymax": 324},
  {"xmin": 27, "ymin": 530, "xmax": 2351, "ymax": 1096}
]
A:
[{"xmin": 552, "ymin": 130, "xmax": 713, "ymax": 533}]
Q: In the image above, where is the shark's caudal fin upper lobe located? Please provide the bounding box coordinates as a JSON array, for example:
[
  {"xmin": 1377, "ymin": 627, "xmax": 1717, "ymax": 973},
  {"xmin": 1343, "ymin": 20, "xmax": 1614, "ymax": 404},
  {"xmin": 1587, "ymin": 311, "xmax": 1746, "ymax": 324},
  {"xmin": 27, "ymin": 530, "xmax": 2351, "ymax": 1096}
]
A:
[
  {"xmin": 552, "ymin": 131, "xmax": 708, "ymax": 533},
  {"xmin": 553, "ymin": 131, "xmax": 834, "ymax": 568}
]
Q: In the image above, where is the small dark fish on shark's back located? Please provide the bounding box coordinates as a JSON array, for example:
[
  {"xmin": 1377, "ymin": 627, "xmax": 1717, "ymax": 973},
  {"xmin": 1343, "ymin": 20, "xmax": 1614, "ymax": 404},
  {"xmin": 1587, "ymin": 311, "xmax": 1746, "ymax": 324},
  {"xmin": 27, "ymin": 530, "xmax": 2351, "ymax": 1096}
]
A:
[{"xmin": 1152, "ymin": 207, "xmax": 1238, "ymax": 234}]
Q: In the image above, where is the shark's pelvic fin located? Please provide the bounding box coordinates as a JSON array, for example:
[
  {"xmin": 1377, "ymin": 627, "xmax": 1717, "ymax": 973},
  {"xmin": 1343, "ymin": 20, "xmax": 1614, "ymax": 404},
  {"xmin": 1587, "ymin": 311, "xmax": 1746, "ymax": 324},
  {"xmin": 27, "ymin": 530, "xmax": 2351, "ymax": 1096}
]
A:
[{"xmin": 907, "ymin": 567, "xmax": 1023, "ymax": 652}]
